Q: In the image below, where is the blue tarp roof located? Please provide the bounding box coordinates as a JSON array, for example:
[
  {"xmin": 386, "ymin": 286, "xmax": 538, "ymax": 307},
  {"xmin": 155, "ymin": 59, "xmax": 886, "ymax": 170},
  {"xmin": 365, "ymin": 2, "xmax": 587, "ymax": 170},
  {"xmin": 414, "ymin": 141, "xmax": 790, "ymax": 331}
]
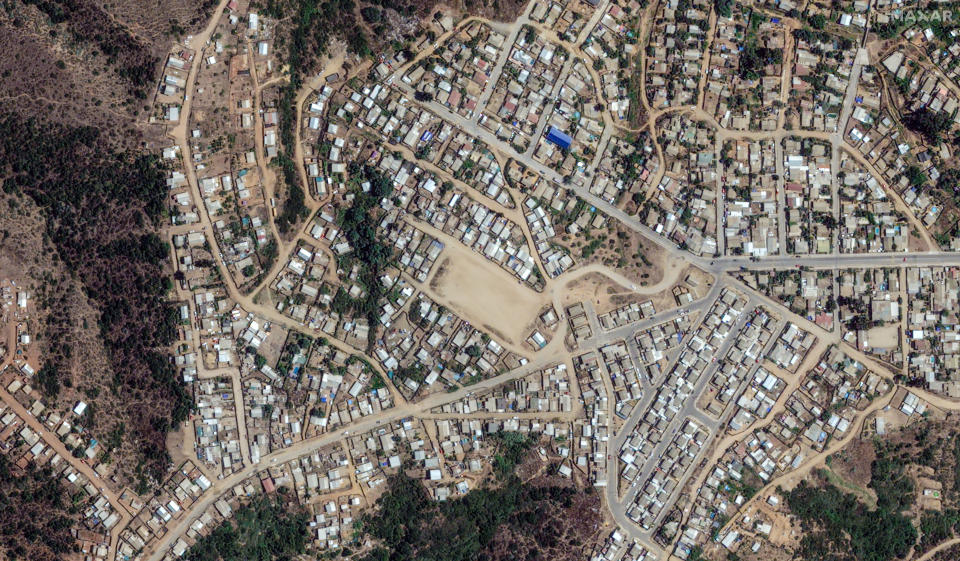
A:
[{"xmin": 545, "ymin": 126, "xmax": 572, "ymax": 150}]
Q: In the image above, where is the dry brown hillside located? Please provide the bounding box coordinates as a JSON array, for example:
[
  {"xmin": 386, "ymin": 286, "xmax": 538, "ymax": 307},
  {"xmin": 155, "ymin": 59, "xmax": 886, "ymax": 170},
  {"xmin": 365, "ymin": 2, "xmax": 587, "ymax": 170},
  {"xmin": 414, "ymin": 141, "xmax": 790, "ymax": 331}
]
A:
[
  {"xmin": 0, "ymin": 0, "xmax": 217, "ymax": 488},
  {"xmin": 0, "ymin": 0, "xmax": 216, "ymax": 144}
]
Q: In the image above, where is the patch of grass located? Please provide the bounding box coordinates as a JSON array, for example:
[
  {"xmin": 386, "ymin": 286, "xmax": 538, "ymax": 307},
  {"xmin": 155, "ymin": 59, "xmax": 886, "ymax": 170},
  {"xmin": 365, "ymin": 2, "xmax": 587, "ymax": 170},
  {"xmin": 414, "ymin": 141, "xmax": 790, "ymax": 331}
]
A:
[{"xmin": 820, "ymin": 466, "xmax": 877, "ymax": 510}]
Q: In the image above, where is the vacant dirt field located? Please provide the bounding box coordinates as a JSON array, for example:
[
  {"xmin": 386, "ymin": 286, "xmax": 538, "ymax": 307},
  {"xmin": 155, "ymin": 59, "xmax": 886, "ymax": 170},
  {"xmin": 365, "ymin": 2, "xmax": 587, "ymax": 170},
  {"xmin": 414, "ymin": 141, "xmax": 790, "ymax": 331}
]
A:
[
  {"xmin": 866, "ymin": 324, "xmax": 900, "ymax": 349},
  {"xmin": 558, "ymin": 223, "xmax": 668, "ymax": 287},
  {"xmin": 560, "ymin": 272, "xmax": 632, "ymax": 310},
  {"xmin": 429, "ymin": 248, "xmax": 548, "ymax": 346}
]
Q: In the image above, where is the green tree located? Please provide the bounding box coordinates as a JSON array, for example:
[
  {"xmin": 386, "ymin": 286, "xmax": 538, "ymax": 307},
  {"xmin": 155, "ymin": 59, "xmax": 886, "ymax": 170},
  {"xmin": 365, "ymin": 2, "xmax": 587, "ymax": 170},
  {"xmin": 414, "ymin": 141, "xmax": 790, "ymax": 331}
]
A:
[{"xmin": 808, "ymin": 13, "xmax": 827, "ymax": 29}]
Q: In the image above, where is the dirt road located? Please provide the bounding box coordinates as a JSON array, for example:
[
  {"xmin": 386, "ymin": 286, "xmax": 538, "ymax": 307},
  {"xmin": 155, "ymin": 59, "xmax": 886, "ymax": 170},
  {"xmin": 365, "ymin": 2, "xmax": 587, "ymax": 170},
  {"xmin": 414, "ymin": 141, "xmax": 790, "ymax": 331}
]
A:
[
  {"xmin": 142, "ymin": 340, "xmax": 573, "ymax": 561},
  {"xmin": 136, "ymin": 1, "xmax": 960, "ymax": 560},
  {"xmin": 0, "ymin": 383, "xmax": 133, "ymax": 560},
  {"xmin": 914, "ymin": 537, "xmax": 960, "ymax": 561}
]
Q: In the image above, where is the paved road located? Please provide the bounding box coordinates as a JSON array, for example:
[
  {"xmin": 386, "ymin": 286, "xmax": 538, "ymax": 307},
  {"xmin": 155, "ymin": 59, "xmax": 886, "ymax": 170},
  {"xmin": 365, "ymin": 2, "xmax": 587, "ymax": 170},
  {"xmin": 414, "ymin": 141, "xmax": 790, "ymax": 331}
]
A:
[
  {"xmin": 600, "ymin": 286, "xmax": 737, "ymax": 552},
  {"xmin": 584, "ymin": 281, "xmax": 720, "ymax": 348},
  {"xmin": 145, "ymin": 349, "xmax": 569, "ymax": 561},
  {"xmin": 712, "ymin": 251, "xmax": 960, "ymax": 272},
  {"xmin": 385, "ymin": 27, "xmax": 960, "ymax": 296},
  {"xmin": 613, "ymin": 295, "xmax": 750, "ymax": 524},
  {"xmin": 639, "ymin": 307, "xmax": 783, "ymax": 543},
  {"xmin": 141, "ymin": 3, "xmax": 960, "ymax": 560},
  {"xmin": 602, "ymin": 287, "xmax": 788, "ymax": 549}
]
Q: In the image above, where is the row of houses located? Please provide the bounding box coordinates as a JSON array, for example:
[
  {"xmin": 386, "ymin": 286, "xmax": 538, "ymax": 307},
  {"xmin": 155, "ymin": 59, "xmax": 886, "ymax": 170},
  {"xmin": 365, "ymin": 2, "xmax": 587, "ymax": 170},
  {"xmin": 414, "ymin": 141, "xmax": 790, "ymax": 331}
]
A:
[
  {"xmin": 402, "ymin": 21, "xmax": 505, "ymax": 120},
  {"xmin": 483, "ymin": 27, "xmax": 568, "ymax": 152},
  {"xmin": 573, "ymin": 352, "xmax": 612, "ymax": 487},
  {"xmin": 907, "ymin": 267, "xmax": 960, "ymax": 393},
  {"xmin": 641, "ymin": 114, "xmax": 719, "ymax": 257},
  {"xmin": 644, "ymin": 0, "xmax": 712, "ymax": 108},
  {"xmin": 374, "ymin": 292, "xmax": 525, "ymax": 402},
  {"xmin": 782, "ymin": 137, "xmax": 834, "ymax": 255},
  {"xmin": 703, "ymin": 306, "xmax": 779, "ymax": 417},
  {"xmin": 120, "ymin": 461, "xmax": 213, "ymax": 560},
  {"xmin": 625, "ymin": 418, "xmax": 708, "ymax": 529},
  {"xmin": 429, "ymin": 364, "xmax": 574, "ymax": 414},
  {"xmin": 673, "ymin": 344, "xmax": 889, "ymax": 559},
  {"xmin": 722, "ymin": 139, "xmax": 780, "ymax": 257},
  {"xmin": 582, "ymin": 1, "xmax": 637, "ymax": 121},
  {"xmin": 736, "ymin": 269, "xmax": 836, "ymax": 331},
  {"xmin": 617, "ymin": 289, "xmax": 748, "ymax": 527},
  {"xmin": 704, "ymin": 8, "xmax": 784, "ymax": 131}
]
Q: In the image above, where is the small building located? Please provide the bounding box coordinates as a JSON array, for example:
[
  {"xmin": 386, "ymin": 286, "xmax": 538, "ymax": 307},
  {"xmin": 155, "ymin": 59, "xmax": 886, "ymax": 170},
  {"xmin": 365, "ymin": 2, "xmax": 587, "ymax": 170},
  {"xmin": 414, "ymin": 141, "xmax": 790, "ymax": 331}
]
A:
[{"xmin": 545, "ymin": 126, "xmax": 572, "ymax": 151}]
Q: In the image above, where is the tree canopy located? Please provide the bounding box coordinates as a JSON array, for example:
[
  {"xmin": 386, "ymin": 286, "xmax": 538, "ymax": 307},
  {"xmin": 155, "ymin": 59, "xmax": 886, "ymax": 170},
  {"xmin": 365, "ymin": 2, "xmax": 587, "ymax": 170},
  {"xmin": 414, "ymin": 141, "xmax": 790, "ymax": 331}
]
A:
[
  {"xmin": 185, "ymin": 496, "xmax": 309, "ymax": 561},
  {"xmin": 905, "ymin": 108, "xmax": 952, "ymax": 145},
  {"xmin": 0, "ymin": 113, "xmax": 189, "ymax": 482},
  {"xmin": 784, "ymin": 444, "xmax": 918, "ymax": 561}
]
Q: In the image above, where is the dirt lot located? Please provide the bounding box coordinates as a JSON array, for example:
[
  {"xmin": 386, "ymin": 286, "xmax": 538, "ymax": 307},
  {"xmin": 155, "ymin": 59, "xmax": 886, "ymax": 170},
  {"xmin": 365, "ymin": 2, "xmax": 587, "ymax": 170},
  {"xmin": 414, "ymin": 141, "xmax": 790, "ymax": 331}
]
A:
[
  {"xmin": 558, "ymin": 224, "xmax": 669, "ymax": 287},
  {"xmin": 558, "ymin": 263, "xmax": 707, "ymax": 317},
  {"xmin": 429, "ymin": 248, "xmax": 549, "ymax": 346},
  {"xmin": 561, "ymin": 272, "xmax": 626, "ymax": 311},
  {"xmin": 866, "ymin": 324, "xmax": 900, "ymax": 349},
  {"xmin": 911, "ymin": 228, "xmax": 934, "ymax": 251}
]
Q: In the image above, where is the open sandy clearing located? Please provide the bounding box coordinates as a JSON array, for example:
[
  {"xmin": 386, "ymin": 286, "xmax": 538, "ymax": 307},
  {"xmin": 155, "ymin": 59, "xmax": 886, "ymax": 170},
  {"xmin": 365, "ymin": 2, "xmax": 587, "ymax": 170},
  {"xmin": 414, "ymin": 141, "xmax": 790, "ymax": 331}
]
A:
[
  {"xmin": 865, "ymin": 324, "xmax": 899, "ymax": 348},
  {"xmin": 429, "ymin": 245, "xmax": 549, "ymax": 346}
]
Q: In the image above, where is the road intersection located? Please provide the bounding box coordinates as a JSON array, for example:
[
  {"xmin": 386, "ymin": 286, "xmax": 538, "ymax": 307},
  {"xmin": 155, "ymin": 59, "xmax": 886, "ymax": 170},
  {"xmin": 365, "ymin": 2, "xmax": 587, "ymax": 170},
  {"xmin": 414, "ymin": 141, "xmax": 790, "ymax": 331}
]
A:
[{"xmin": 123, "ymin": 2, "xmax": 960, "ymax": 560}]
